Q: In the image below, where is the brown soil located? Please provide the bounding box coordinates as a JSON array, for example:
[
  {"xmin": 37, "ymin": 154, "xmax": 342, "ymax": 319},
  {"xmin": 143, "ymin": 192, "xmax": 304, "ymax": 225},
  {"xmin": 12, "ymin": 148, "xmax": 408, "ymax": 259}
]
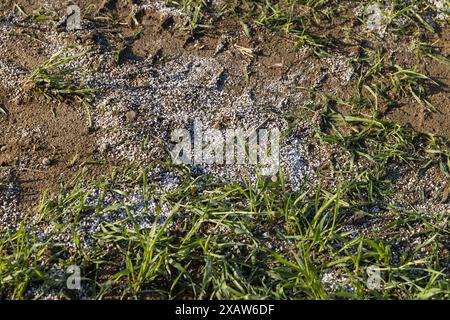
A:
[
  {"xmin": 382, "ymin": 32, "xmax": 450, "ymax": 136},
  {"xmin": 0, "ymin": 85, "xmax": 110, "ymax": 213}
]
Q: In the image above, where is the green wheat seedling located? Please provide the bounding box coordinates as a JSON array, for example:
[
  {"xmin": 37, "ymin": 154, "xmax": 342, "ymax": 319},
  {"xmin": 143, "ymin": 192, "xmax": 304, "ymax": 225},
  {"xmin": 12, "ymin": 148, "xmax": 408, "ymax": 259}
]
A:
[
  {"xmin": 317, "ymin": 107, "xmax": 418, "ymax": 167},
  {"xmin": 424, "ymin": 134, "xmax": 450, "ymax": 176},
  {"xmin": 351, "ymin": 50, "xmax": 388, "ymax": 113},
  {"xmin": 318, "ymin": 105, "xmax": 450, "ymax": 176},
  {"xmin": 28, "ymin": 46, "xmax": 95, "ymax": 103},
  {"xmin": 388, "ymin": 0, "xmax": 437, "ymax": 33},
  {"xmin": 165, "ymin": 0, "xmax": 212, "ymax": 34},
  {"xmin": 390, "ymin": 65, "xmax": 437, "ymax": 112},
  {"xmin": 31, "ymin": 161, "xmax": 450, "ymax": 299},
  {"xmin": 0, "ymin": 224, "xmax": 49, "ymax": 299},
  {"xmin": 254, "ymin": 0, "xmax": 330, "ymax": 56},
  {"xmin": 415, "ymin": 41, "xmax": 450, "ymax": 66},
  {"xmin": 350, "ymin": 48, "xmax": 441, "ymax": 114}
]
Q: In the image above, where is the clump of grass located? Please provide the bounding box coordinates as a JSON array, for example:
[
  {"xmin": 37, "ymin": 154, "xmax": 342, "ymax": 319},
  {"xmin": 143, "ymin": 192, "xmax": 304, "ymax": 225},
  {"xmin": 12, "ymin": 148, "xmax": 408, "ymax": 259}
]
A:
[
  {"xmin": 2, "ymin": 159, "xmax": 448, "ymax": 300},
  {"xmin": 349, "ymin": 47, "xmax": 439, "ymax": 114},
  {"xmin": 414, "ymin": 41, "xmax": 450, "ymax": 66},
  {"xmin": 387, "ymin": 0, "xmax": 437, "ymax": 34},
  {"xmin": 166, "ymin": 0, "xmax": 333, "ymax": 55},
  {"xmin": 28, "ymin": 46, "xmax": 95, "ymax": 103},
  {"xmin": 317, "ymin": 107, "xmax": 418, "ymax": 167},
  {"xmin": 13, "ymin": 4, "xmax": 59, "ymax": 25},
  {"xmin": 0, "ymin": 224, "xmax": 49, "ymax": 299},
  {"xmin": 424, "ymin": 134, "xmax": 450, "ymax": 177},
  {"xmin": 165, "ymin": 0, "xmax": 212, "ymax": 35},
  {"xmin": 390, "ymin": 65, "xmax": 438, "ymax": 112},
  {"xmin": 317, "ymin": 103, "xmax": 450, "ymax": 176},
  {"xmin": 240, "ymin": 0, "xmax": 332, "ymax": 56}
]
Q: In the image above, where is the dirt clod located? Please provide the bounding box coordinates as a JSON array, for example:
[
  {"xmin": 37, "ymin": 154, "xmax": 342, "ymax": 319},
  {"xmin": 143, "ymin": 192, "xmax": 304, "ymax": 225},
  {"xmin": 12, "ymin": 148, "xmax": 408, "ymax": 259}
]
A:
[{"xmin": 125, "ymin": 110, "xmax": 137, "ymax": 122}]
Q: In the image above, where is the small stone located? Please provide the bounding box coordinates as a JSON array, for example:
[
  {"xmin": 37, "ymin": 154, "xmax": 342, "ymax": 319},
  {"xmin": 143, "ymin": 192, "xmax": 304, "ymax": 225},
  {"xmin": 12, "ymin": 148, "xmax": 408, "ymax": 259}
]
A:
[
  {"xmin": 215, "ymin": 40, "xmax": 226, "ymax": 55},
  {"xmin": 42, "ymin": 158, "xmax": 52, "ymax": 166},
  {"xmin": 441, "ymin": 186, "xmax": 449, "ymax": 204},
  {"xmin": 99, "ymin": 143, "xmax": 109, "ymax": 154},
  {"xmin": 0, "ymin": 146, "xmax": 6, "ymax": 152},
  {"xmin": 126, "ymin": 110, "xmax": 137, "ymax": 122}
]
